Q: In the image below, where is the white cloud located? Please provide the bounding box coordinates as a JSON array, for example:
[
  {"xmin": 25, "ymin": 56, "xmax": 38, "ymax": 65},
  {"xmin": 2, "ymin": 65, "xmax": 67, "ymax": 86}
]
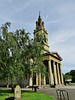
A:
[{"xmin": 48, "ymin": 29, "xmax": 75, "ymax": 46}]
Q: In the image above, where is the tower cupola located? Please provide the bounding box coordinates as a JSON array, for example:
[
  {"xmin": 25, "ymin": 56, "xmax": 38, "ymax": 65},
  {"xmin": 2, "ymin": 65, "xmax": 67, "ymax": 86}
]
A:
[{"xmin": 35, "ymin": 12, "xmax": 45, "ymax": 31}]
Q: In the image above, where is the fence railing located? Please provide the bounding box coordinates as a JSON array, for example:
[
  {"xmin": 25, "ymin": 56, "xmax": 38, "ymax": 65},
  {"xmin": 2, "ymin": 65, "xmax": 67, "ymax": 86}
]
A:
[{"xmin": 56, "ymin": 89, "xmax": 69, "ymax": 100}]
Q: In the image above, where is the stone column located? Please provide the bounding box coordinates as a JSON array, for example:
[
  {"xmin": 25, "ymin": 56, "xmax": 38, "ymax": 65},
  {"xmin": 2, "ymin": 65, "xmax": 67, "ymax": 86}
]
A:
[
  {"xmin": 41, "ymin": 74, "xmax": 46, "ymax": 85},
  {"xmin": 39, "ymin": 73, "xmax": 41, "ymax": 86},
  {"xmin": 59, "ymin": 64, "xmax": 64, "ymax": 84},
  {"xmin": 48, "ymin": 60, "xmax": 54, "ymax": 85},
  {"xmin": 55, "ymin": 62, "xmax": 58, "ymax": 85},
  {"xmin": 36, "ymin": 73, "xmax": 38, "ymax": 85},
  {"xmin": 43, "ymin": 74, "xmax": 46, "ymax": 85},
  {"xmin": 29, "ymin": 75, "xmax": 33, "ymax": 86},
  {"xmin": 56, "ymin": 63, "xmax": 61, "ymax": 84},
  {"xmin": 53, "ymin": 61, "xmax": 57, "ymax": 85}
]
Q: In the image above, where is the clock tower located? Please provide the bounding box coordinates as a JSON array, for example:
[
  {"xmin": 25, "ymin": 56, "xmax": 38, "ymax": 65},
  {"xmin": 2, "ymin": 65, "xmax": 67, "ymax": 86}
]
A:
[{"xmin": 33, "ymin": 12, "xmax": 49, "ymax": 53}]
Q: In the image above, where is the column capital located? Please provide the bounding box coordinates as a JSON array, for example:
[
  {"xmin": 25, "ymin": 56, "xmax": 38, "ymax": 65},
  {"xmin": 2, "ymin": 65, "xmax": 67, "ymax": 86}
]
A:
[
  {"xmin": 53, "ymin": 60, "xmax": 55, "ymax": 64},
  {"xmin": 58, "ymin": 62, "xmax": 61, "ymax": 65},
  {"xmin": 47, "ymin": 59, "xmax": 51, "ymax": 61}
]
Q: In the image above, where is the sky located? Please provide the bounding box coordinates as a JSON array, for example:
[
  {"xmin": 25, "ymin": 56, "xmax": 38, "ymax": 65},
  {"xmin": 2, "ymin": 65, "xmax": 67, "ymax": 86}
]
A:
[{"xmin": 0, "ymin": 0, "xmax": 75, "ymax": 74}]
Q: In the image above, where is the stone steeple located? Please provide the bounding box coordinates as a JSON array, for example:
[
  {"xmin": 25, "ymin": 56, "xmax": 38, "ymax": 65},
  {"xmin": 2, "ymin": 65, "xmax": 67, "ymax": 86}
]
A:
[{"xmin": 34, "ymin": 12, "xmax": 49, "ymax": 53}]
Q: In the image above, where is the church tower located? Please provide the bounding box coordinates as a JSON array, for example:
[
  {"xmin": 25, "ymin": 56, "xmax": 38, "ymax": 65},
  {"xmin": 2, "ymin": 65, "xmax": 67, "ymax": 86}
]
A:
[{"xmin": 33, "ymin": 12, "xmax": 49, "ymax": 53}]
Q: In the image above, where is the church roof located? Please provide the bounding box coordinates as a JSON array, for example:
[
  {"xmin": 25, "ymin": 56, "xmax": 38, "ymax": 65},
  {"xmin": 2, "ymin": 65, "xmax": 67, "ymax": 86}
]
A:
[
  {"xmin": 50, "ymin": 52, "xmax": 63, "ymax": 61},
  {"xmin": 44, "ymin": 52, "xmax": 62, "ymax": 61}
]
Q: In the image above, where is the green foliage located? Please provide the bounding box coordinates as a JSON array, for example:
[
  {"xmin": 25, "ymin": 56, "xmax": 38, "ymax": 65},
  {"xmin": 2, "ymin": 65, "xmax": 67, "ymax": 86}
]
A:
[
  {"xmin": 63, "ymin": 75, "xmax": 72, "ymax": 80},
  {"xmin": 64, "ymin": 70, "xmax": 75, "ymax": 82},
  {"xmin": 30, "ymin": 33, "xmax": 46, "ymax": 74},
  {"xmin": 70, "ymin": 70, "xmax": 75, "ymax": 76},
  {"xmin": 70, "ymin": 70, "xmax": 75, "ymax": 82},
  {"xmin": 0, "ymin": 22, "xmax": 46, "ymax": 87},
  {"xmin": 65, "ymin": 72, "xmax": 70, "ymax": 75}
]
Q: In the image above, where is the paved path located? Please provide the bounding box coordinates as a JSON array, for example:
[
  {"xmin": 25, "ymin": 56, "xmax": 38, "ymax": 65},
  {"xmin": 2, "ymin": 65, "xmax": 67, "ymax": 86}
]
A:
[{"xmin": 38, "ymin": 86, "xmax": 75, "ymax": 100}]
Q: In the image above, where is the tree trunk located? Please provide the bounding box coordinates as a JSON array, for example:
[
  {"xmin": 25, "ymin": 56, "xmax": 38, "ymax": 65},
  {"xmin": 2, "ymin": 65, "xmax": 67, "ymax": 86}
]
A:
[{"xmin": 11, "ymin": 79, "xmax": 14, "ymax": 93}]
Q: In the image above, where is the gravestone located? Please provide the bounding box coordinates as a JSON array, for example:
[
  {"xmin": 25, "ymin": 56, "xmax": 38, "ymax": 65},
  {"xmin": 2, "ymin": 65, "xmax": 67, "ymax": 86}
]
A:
[{"xmin": 14, "ymin": 85, "xmax": 21, "ymax": 100}]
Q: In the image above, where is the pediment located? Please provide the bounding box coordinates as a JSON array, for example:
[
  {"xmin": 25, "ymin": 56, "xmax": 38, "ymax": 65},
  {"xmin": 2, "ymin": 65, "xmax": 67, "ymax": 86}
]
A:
[{"xmin": 50, "ymin": 52, "xmax": 62, "ymax": 61}]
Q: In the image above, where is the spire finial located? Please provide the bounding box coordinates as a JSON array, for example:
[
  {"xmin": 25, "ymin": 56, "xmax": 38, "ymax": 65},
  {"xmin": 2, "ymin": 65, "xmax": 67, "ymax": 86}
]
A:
[
  {"xmin": 39, "ymin": 11, "xmax": 41, "ymax": 16},
  {"xmin": 39, "ymin": 11, "xmax": 41, "ymax": 19}
]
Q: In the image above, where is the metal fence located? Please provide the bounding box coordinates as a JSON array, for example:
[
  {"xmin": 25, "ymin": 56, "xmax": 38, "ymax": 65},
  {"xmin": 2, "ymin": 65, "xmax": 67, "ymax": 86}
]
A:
[{"xmin": 56, "ymin": 89, "xmax": 69, "ymax": 100}]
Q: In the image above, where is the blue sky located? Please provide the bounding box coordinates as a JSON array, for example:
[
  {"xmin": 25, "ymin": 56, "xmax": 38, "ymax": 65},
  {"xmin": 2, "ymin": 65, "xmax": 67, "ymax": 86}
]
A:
[{"xmin": 0, "ymin": 0, "xmax": 75, "ymax": 74}]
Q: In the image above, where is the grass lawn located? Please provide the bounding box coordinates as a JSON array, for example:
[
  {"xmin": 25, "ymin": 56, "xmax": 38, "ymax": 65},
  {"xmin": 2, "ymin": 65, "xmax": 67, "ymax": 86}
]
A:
[
  {"xmin": 68, "ymin": 83, "xmax": 75, "ymax": 85},
  {"xmin": 0, "ymin": 90, "xmax": 56, "ymax": 100},
  {"xmin": 0, "ymin": 90, "xmax": 14, "ymax": 100},
  {"xmin": 0, "ymin": 87, "xmax": 11, "ymax": 89}
]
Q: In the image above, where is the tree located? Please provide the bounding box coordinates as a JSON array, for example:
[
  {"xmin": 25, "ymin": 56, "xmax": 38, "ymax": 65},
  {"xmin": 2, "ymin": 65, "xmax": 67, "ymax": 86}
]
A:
[
  {"xmin": 70, "ymin": 70, "xmax": 75, "ymax": 76},
  {"xmin": 65, "ymin": 72, "xmax": 70, "ymax": 75},
  {"xmin": 70, "ymin": 70, "xmax": 75, "ymax": 82},
  {"xmin": 63, "ymin": 74, "xmax": 72, "ymax": 80},
  {"xmin": 0, "ymin": 22, "xmax": 11, "ymax": 81},
  {"xmin": 0, "ymin": 22, "xmax": 46, "ymax": 89},
  {"xmin": 0, "ymin": 22, "xmax": 21, "ymax": 88}
]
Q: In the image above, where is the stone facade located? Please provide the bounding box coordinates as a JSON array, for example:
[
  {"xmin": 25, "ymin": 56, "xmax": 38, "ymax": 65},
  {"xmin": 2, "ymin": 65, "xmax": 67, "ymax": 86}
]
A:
[{"xmin": 29, "ymin": 13, "xmax": 64, "ymax": 87}]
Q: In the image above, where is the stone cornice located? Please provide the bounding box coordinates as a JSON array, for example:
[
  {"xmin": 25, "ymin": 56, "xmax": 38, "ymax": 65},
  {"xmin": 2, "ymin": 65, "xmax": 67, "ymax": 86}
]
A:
[{"xmin": 43, "ymin": 52, "xmax": 62, "ymax": 61}]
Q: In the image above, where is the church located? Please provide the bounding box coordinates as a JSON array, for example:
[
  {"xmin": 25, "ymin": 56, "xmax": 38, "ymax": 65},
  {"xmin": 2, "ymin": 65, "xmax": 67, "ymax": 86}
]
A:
[
  {"xmin": 29, "ymin": 13, "xmax": 64, "ymax": 87},
  {"xmin": 0, "ymin": 13, "xmax": 64, "ymax": 88}
]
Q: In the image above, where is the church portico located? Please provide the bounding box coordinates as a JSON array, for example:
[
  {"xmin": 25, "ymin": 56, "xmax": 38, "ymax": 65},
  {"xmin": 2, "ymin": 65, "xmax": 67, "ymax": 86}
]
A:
[
  {"xmin": 44, "ymin": 58, "xmax": 63, "ymax": 86},
  {"xmin": 29, "ymin": 60, "xmax": 64, "ymax": 87}
]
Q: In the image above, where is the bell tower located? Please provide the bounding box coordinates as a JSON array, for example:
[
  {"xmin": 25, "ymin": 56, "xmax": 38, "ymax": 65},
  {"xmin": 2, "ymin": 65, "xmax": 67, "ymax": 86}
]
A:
[{"xmin": 33, "ymin": 12, "xmax": 49, "ymax": 53}]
